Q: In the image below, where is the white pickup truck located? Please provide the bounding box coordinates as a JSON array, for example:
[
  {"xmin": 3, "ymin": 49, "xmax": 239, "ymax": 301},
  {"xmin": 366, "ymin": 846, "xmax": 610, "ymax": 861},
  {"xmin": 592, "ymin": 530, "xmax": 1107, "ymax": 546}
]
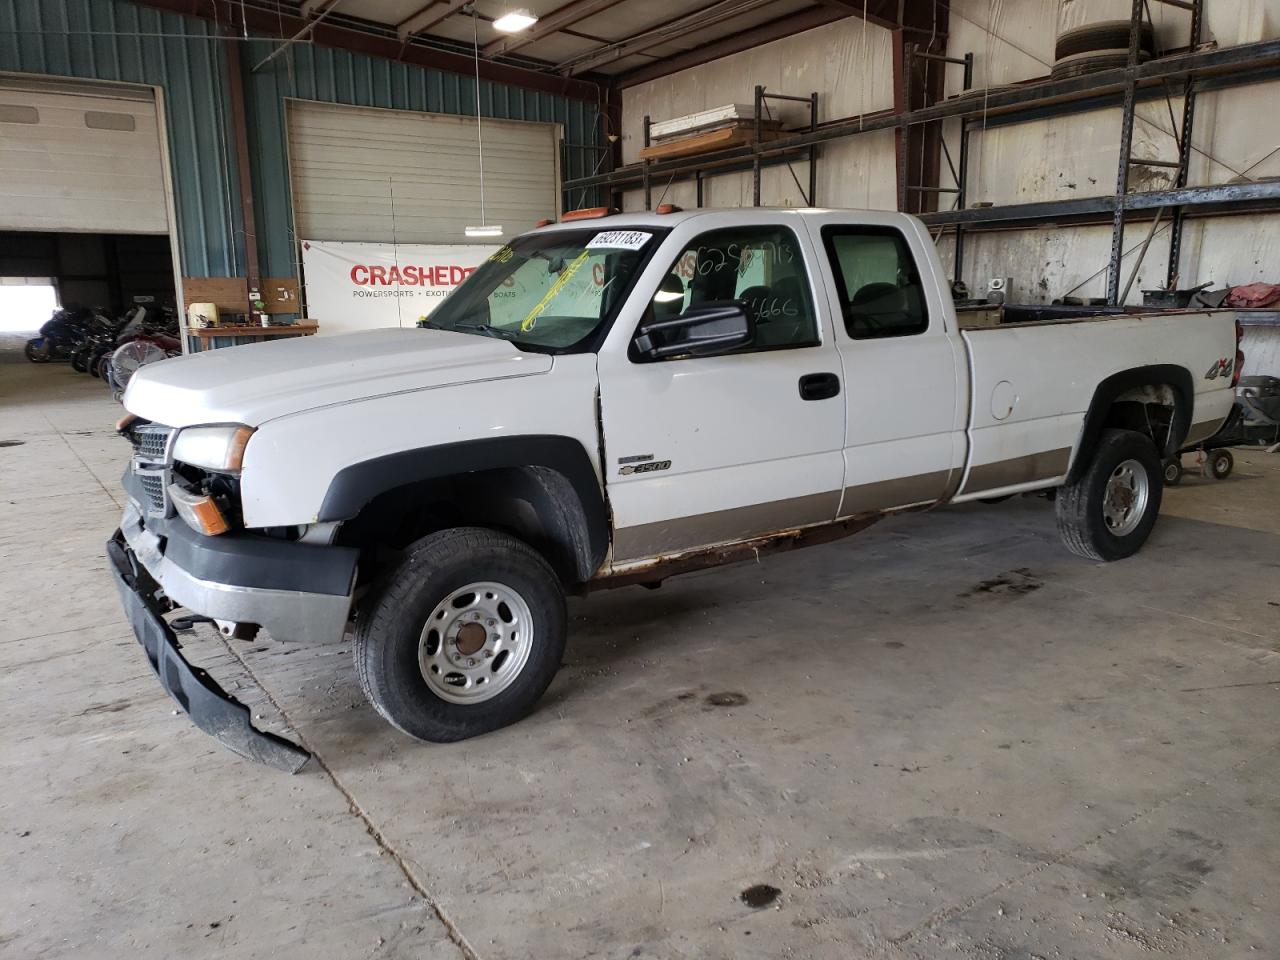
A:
[{"xmin": 108, "ymin": 207, "xmax": 1241, "ymax": 770}]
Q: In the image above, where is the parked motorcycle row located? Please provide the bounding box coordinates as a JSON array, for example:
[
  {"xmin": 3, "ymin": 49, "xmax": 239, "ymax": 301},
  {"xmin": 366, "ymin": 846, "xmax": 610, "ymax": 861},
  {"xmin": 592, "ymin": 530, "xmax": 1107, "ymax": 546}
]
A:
[{"xmin": 25, "ymin": 305, "xmax": 182, "ymax": 401}]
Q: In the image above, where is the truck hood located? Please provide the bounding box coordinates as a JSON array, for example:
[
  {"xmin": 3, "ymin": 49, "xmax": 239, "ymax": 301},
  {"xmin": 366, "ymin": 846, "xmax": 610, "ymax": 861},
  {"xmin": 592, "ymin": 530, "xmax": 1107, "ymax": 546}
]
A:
[{"xmin": 123, "ymin": 328, "xmax": 552, "ymax": 427}]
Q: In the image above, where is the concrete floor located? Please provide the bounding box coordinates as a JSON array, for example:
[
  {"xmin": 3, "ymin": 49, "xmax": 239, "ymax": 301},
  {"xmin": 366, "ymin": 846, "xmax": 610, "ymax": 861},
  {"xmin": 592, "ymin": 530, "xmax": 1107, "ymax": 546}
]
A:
[{"xmin": 2, "ymin": 339, "xmax": 1278, "ymax": 960}]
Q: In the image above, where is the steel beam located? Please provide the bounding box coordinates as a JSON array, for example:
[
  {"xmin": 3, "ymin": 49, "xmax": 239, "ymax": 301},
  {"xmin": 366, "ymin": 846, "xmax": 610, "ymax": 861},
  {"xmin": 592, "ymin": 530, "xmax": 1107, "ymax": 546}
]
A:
[
  {"xmin": 559, "ymin": 0, "xmax": 782, "ymax": 76},
  {"xmin": 130, "ymin": 0, "xmax": 606, "ymax": 102},
  {"xmin": 616, "ymin": 6, "xmax": 847, "ymax": 87},
  {"xmin": 1166, "ymin": 0, "xmax": 1204, "ymax": 287},
  {"xmin": 917, "ymin": 180, "xmax": 1280, "ymax": 229},
  {"xmin": 1105, "ymin": 0, "xmax": 1145, "ymax": 306},
  {"xmin": 397, "ymin": 0, "xmax": 472, "ymax": 40},
  {"xmin": 223, "ymin": 38, "xmax": 260, "ymax": 289},
  {"xmin": 816, "ymin": 0, "xmax": 947, "ymax": 34},
  {"xmin": 482, "ymin": 0, "xmax": 624, "ymax": 58}
]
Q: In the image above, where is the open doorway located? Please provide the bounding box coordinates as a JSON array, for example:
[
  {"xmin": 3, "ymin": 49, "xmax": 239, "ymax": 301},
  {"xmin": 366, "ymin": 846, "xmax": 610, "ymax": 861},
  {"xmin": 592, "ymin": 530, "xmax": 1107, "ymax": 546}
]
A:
[
  {"xmin": 0, "ymin": 278, "xmax": 58, "ymax": 335},
  {"xmin": 0, "ymin": 231, "xmax": 176, "ymax": 332}
]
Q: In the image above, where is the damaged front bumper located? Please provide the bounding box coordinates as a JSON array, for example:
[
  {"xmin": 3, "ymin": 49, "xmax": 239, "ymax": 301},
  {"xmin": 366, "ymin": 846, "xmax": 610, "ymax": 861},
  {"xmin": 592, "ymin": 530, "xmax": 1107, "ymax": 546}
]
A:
[
  {"xmin": 108, "ymin": 486, "xmax": 358, "ymax": 771},
  {"xmin": 108, "ymin": 533, "xmax": 312, "ymax": 772}
]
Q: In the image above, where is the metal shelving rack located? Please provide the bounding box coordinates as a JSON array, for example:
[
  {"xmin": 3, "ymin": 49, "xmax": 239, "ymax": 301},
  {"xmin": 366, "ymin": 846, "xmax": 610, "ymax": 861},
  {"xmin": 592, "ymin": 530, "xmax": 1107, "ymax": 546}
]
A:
[
  {"xmin": 566, "ymin": 12, "xmax": 1280, "ymax": 303},
  {"xmin": 635, "ymin": 86, "xmax": 819, "ymax": 211},
  {"xmin": 1106, "ymin": 0, "xmax": 1205, "ymax": 304}
]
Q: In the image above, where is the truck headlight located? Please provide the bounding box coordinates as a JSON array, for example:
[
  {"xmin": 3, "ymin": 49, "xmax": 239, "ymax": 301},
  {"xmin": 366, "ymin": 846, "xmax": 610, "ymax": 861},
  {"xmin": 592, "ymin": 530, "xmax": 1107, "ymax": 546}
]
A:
[{"xmin": 172, "ymin": 425, "xmax": 255, "ymax": 473}]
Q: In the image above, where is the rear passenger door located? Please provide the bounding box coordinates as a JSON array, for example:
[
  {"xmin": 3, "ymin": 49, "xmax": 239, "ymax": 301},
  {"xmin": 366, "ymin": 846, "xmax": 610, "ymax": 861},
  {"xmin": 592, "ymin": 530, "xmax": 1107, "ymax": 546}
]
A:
[
  {"xmin": 803, "ymin": 215, "xmax": 968, "ymax": 515},
  {"xmin": 598, "ymin": 214, "xmax": 847, "ymax": 564}
]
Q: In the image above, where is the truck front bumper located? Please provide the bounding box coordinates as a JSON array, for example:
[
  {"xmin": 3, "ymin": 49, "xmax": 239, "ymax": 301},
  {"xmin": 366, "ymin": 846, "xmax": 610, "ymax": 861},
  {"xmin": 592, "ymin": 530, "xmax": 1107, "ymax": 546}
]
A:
[
  {"xmin": 116, "ymin": 494, "xmax": 357, "ymax": 645},
  {"xmin": 108, "ymin": 485, "xmax": 358, "ymax": 771}
]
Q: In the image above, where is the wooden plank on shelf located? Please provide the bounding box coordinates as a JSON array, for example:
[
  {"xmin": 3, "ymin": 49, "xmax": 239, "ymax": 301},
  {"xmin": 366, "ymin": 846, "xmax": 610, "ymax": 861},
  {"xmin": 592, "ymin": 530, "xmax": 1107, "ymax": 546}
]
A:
[
  {"xmin": 639, "ymin": 125, "xmax": 784, "ymax": 161},
  {"xmin": 192, "ymin": 322, "xmax": 318, "ymax": 337}
]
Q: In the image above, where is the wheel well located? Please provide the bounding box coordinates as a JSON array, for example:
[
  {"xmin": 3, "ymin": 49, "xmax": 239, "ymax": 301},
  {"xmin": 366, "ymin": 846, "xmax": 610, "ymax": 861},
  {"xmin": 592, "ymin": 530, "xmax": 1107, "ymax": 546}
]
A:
[
  {"xmin": 1069, "ymin": 365, "xmax": 1193, "ymax": 483},
  {"xmin": 336, "ymin": 465, "xmax": 601, "ymax": 587},
  {"xmin": 1103, "ymin": 384, "xmax": 1179, "ymax": 443}
]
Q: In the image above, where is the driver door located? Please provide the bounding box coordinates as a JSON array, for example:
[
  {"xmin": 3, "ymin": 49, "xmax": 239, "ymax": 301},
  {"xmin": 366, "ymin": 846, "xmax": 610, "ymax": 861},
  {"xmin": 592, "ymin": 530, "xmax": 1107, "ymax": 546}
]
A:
[{"xmin": 597, "ymin": 215, "xmax": 847, "ymax": 564}]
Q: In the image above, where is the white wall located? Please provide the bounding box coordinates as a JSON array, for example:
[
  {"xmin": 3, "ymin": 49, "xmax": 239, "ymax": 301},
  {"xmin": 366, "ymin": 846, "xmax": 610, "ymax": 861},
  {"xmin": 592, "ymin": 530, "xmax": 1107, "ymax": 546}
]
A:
[
  {"xmin": 620, "ymin": 0, "xmax": 1280, "ymax": 305},
  {"xmin": 620, "ymin": 19, "xmax": 899, "ymax": 211}
]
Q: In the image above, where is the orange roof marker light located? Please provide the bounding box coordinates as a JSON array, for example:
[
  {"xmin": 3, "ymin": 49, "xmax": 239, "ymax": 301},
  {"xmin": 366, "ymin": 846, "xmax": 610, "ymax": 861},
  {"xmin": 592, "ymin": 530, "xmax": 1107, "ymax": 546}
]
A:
[
  {"xmin": 533, "ymin": 218, "xmax": 555, "ymax": 228},
  {"xmin": 560, "ymin": 207, "xmax": 614, "ymax": 222},
  {"xmin": 656, "ymin": 203, "xmax": 682, "ymax": 214}
]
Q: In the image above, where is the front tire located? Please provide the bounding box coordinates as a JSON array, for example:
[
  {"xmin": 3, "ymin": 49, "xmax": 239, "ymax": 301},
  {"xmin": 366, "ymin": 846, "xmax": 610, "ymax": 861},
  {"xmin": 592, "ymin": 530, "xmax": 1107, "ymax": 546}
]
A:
[
  {"xmin": 1056, "ymin": 429, "xmax": 1163, "ymax": 561},
  {"xmin": 354, "ymin": 527, "xmax": 567, "ymax": 743}
]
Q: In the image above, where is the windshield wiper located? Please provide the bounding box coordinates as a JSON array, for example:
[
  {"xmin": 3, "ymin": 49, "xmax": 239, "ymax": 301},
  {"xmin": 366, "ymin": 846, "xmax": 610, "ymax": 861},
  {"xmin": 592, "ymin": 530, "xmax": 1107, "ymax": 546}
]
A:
[{"xmin": 453, "ymin": 322, "xmax": 519, "ymax": 340}]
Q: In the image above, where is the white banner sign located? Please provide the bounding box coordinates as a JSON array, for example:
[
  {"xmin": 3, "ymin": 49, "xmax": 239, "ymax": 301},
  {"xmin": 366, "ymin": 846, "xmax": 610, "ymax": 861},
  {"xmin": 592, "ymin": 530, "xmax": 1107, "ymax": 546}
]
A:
[{"xmin": 300, "ymin": 239, "xmax": 498, "ymax": 336}]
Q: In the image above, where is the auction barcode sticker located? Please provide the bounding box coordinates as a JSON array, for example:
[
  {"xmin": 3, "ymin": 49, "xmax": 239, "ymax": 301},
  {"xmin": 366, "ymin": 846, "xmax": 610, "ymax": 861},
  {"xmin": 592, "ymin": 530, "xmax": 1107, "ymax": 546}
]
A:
[{"xmin": 586, "ymin": 230, "xmax": 652, "ymax": 251}]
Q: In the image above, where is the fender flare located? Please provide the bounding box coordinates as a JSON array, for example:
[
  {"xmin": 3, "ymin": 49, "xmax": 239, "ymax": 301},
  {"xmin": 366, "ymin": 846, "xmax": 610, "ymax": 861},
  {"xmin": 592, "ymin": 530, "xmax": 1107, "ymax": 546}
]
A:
[
  {"xmin": 1068, "ymin": 364, "xmax": 1193, "ymax": 483},
  {"xmin": 316, "ymin": 435, "xmax": 610, "ymax": 579}
]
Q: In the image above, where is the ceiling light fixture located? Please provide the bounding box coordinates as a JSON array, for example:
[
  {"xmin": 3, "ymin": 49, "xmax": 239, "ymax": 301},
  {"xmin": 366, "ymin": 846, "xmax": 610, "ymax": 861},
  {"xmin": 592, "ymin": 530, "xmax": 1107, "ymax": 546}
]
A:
[
  {"xmin": 464, "ymin": 224, "xmax": 504, "ymax": 238},
  {"xmin": 492, "ymin": 10, "xmax": 538, "ymax": 32}
]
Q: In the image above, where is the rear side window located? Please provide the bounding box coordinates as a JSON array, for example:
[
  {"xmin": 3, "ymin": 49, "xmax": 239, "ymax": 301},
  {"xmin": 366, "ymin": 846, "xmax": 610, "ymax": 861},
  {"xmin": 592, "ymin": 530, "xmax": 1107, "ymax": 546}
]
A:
[{"xmin": 822, "ymin": 226, "xmax": 929, "ymax": 339}]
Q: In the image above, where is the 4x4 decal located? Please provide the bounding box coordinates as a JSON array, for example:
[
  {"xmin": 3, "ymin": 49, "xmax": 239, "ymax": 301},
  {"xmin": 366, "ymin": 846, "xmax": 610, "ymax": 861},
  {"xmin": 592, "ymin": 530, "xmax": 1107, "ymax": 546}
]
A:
[{"xmin": 1204, "ymin": 357, "xmax": 1235, "ymax": 380}]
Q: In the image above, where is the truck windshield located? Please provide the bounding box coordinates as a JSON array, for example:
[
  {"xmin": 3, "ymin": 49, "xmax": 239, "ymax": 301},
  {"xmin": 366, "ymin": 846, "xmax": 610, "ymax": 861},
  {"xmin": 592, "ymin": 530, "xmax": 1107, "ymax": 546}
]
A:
[{"xmin": 423, "ymin": 227, "xmax": 660, "ymax": 351}]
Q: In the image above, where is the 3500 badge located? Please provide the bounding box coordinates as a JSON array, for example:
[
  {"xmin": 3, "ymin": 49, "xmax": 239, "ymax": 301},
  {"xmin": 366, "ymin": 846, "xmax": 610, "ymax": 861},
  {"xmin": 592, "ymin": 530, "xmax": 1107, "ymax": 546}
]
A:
[{"xmin": 619, "ymin": 459, "xmax": 672, "ymax": 476}]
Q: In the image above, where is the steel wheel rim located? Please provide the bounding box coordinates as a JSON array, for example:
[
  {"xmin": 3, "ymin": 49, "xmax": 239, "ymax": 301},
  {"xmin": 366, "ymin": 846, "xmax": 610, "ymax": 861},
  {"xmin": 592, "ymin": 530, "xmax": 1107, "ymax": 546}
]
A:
[
  {"xmin": 1103, "ymin": 458, "xmax": 1149, "ymax": 537},
  {"xmin": 418, "ymin": 580, "xmax": 534, "ymax": 704}
]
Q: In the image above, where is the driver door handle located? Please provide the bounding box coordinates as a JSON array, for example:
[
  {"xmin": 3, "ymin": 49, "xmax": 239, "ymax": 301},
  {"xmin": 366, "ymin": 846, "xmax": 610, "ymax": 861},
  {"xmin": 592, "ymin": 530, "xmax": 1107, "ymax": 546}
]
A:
[{"xmin": 799, "ymin": 372, "xmax": 841, "ymax": 401}]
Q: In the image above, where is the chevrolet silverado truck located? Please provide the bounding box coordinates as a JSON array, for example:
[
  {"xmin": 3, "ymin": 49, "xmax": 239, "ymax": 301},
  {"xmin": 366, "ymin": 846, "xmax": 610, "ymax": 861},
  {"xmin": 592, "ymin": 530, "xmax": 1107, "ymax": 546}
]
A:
[{"xmin": 108, "ymin": 207, "xmax": 1241, "ymax": 771}]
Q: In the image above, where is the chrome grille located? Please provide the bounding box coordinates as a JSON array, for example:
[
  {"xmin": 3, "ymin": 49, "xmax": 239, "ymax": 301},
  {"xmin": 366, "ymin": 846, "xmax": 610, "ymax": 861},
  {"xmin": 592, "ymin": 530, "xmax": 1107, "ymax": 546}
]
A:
[
  {"xmin": 137, "ymin": 472, "xmax": 167, "ymax": 513},
  {"xmin": 134, "ymin": 424, "xmax": 173, "ymax": 461},
  {"xmin": 130, "ymin": 423, "xmax": 174, "ymax": 518}
]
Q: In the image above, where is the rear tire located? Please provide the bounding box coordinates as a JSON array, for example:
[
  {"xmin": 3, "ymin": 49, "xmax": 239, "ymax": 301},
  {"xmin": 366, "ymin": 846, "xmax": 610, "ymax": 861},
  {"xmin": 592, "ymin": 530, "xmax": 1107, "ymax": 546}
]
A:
[
  {"xmin": 1056, "ymin": 429, "xmax": 1163, "ymax": 561},
  {"xmin": 354, "ymin": 527, "xmax": 567, "ymax": 743},
  {"xmin": 1163, "ymin": 459, "xmax": 1183, "ymax": 486}
]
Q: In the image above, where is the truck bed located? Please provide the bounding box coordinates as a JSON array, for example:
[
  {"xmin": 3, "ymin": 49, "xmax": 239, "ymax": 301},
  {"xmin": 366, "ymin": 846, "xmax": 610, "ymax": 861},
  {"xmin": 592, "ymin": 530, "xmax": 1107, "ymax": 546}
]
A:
[
  {"xmin": 955, "ymin": 302, "xmax": 1226, "ymax": 331},
  {"xmin": 951, "ymin": 306, "xmax": 1238, "ymax": 501}
]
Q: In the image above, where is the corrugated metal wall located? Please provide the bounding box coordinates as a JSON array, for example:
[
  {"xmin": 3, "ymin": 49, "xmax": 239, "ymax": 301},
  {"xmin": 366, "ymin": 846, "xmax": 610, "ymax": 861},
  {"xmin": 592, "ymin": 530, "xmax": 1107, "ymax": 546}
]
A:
[
  {"xmin": 0, "ymin": 0, "xmax": 605, "ymax": 282},
  {"xmin": 243, "ymin": 39, "xmax": 604, "ymax": 278},
  {"xmin": 0, "ymin": 0, "xmax": 241, "ymax": 277}
]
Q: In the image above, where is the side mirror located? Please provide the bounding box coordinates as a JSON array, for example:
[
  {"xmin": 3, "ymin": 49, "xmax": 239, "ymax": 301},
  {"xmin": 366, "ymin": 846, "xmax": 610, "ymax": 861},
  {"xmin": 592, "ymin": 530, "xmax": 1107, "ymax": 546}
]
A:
[{"xmin": 634, "ymin": 301, "xmax": 754, "ymax": 359}]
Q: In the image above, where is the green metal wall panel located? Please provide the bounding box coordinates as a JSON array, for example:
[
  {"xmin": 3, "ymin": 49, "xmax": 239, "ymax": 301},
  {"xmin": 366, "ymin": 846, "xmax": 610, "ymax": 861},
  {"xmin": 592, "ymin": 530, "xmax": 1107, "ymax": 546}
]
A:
[
  {"xmin": 0, "ymin": 0, "xmax": 606, "ymax": 283},
  {"xmin": 0, "ymin": 0, "xmax": 241, "ymax": 277}
]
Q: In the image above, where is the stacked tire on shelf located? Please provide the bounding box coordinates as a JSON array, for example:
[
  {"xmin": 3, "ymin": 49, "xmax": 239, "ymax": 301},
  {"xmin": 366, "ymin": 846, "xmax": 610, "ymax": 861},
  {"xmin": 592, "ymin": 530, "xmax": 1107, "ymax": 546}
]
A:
[{"xmin": 1052, "ymin": 20, "xmax": 1157, "ymax": 79}]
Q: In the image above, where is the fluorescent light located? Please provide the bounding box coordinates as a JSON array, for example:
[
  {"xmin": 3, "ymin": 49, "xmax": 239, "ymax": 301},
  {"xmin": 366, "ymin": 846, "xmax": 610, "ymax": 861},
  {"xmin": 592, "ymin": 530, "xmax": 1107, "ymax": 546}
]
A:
[
  {"xmin": 653, "ymin": 290, "xmax": 684, "ymax": 302},
  {"xmin": 465, "ymin": 224, "xmax": 504, "ymax": 238},
  {"xmin": 492, "ymin": 10, "xmax": 538, "ymax": 32}
]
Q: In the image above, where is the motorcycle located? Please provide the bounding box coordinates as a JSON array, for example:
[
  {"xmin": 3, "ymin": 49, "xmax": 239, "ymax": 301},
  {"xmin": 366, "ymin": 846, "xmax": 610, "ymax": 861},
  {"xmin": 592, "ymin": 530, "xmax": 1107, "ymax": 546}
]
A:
[
  {"xmin": 24, "ymin": 308, "xmax": 102, "ymax": 363},
  {"xmin": 71, "ymin": 315, "xmax": 124, "ymax": 374}
]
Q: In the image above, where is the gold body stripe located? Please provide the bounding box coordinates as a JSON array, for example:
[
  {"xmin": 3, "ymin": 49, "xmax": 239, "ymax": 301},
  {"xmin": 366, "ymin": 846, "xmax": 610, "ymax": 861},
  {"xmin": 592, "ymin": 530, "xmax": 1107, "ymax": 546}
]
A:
[{"xmin": 961, "ymin": 447, "xmax": 1072, "ymax": 494}]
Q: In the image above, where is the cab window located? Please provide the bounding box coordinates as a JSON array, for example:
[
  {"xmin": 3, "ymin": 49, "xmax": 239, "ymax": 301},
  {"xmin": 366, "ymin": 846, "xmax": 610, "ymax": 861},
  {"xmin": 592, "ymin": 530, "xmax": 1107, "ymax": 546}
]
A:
[
  {"xmin": 822, "ymin": 226, "xmax": 929, "ymax": 339},
  {"xmin": 642, "ymin": 225, "xmax": 819, "ymax": 357}
]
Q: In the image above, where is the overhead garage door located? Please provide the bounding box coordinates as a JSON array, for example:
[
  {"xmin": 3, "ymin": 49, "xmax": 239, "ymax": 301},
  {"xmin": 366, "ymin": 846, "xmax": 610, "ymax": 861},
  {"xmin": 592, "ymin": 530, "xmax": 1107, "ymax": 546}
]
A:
[
  {"xmin": 0, "ymin": 80, "xmax": 168, "ymax": 234},
  {"xmin": 287, "ymin": 100, "xmax": 560, "ymax": 244}
]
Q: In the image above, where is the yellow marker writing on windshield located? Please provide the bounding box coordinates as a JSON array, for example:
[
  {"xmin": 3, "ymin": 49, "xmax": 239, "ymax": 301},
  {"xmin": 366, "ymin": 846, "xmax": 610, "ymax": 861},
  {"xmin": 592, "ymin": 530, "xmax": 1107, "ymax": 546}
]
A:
[{"xmin": 520, "ymin": 251, "xmax": 591, "ymax": 332}]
